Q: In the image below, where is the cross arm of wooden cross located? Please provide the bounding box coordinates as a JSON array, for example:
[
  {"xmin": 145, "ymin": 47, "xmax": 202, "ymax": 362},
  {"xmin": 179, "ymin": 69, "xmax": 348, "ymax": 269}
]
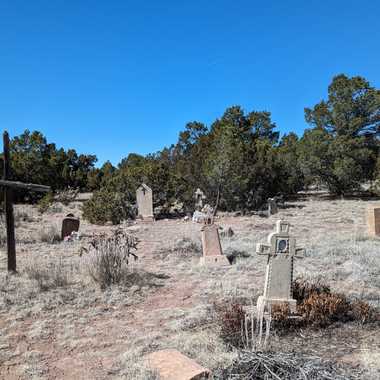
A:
[{"xmin": 0, "ymin": 180, "xmax": 51, "ymax": 193}]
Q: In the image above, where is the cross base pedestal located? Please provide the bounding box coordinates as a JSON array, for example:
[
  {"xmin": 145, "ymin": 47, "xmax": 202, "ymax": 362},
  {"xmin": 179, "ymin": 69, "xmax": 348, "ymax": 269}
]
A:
[
  {"xmin": 256, "ymin": 295, "xmax": 297, "ymax": 314},
  {"xmin": 199, "ymin": 255, "xmax": 230, "ymax": 266},
  {"xmin": 138, "ymin": 215, "xmax": 155, "ymax": 222}
]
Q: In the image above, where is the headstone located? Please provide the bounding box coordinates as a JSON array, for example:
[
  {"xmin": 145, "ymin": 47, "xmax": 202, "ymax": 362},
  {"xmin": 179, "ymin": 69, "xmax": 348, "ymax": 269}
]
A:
[
  {"xmin": 267, "ymin": 198, "xmax": 278, "ymax": 215},
  {"xmin": 194, "ymin": 188, "xmax": 206, "ymax": 210},
  {"xmin": 61, "ymin": 214, "xmax": 80, "ymax": 240},
  {"xmin": 144, "ymin": 349, "xmax": 211, "ymax": 380},
  {"xmin": 136, "ymin": 183, "xmax": 154, "ymax": 221},
  {"xmin": 200, "ymin": 223, "xmax": 230, "ymax": 265},
  {"xmin": 367, "ymin": 204, "xmax": 380, "ymax": 236},
  {"xmin": 256, "ymin": 220, "xmax": 304, "ymax": 314}
]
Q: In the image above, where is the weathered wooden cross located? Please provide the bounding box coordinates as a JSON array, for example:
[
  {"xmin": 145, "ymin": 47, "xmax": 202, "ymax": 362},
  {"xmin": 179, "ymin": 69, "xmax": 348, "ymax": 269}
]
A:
[{"xmin": 1, "ymin": 131, "xmax": 50, "ymax": 272}]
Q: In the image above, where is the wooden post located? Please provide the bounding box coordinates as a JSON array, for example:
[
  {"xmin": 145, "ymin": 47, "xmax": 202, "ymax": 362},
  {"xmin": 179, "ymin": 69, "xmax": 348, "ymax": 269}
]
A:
[{"xmin": 3, "ymin": 131, "xmax": 16, "ymax": 272}]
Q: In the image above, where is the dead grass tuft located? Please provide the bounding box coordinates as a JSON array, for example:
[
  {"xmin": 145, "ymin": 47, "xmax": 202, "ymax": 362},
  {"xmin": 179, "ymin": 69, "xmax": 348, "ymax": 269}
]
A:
[
  {"xmin": 25, "ymin": 257, "xmax": 70, "ymax": 291},
  {"xmin": 39, "ymin": 225, "xmax": 61, "ymax": 243}
]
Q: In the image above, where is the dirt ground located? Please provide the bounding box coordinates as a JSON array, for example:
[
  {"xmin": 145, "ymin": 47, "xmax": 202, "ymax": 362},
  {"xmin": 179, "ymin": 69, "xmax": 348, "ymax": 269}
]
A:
[{"xmin": 0, "ymin": 195, "xmax": 379, "ymax": 379}]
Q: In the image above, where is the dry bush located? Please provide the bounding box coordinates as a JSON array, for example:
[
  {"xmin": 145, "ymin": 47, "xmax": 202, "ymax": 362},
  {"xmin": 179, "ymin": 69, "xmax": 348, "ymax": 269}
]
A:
[
  {"xmin": 272, "ymin": 278, "xmax": 380, "ymax": 330},
  {"xmin": 299, "ymin": 292, "xmax": 352, "ymax": 327},
  {"xmin": 83, "ymin": 229, "xmax": 139, "ymax": 289},
  {"xmin": 39, "ymin": 225, "xmax": 61, "ymax": 243},
  {"xmin": 25, "ymin": 257, "xmax": 69, "ymax": 291},
  {"xmin": 213, "ymin": 301, "xmax": 256, "ymax": 350},
  {"xmin": 214, "ymin": 350, "xmax": 359, "ymax": 380}
]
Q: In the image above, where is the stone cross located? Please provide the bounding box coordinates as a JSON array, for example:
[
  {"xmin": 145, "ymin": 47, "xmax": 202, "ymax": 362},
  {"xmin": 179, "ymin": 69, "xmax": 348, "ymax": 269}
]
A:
[
  {"xmin": 256, "ymin": 220, "xmax": 304, "ymax": 313},
  {"xmin": 194, "ymin": 188, "xmax": 206, "ymax": 210},
  {"xmin": 200, "ymin": 222, "xmax": 230, "ymax": 266},
  {"xmin": 367, "ymin": 204, "xmax": 380, "ymax": 236},
  {"xmin": 136, "ymin": 183, "xmax": 154, "ymax": 221},
  {"xmin": 1, "ymin": 131, "xmax": 50, "ymax": 272}
]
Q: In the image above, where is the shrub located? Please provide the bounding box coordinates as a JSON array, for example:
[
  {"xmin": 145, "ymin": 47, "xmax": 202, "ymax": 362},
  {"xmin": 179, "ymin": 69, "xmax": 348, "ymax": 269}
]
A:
[
  {"xmin": 55, "ymin": 188, "xmax": 79, "ymax": 205},
  {"xmin": 38, "ymin": 192, "xmax": 54, "ymax": 214},
  {"xmin": 25, "ymin": 257, "xmax": 69, "ymax": 291},
  {"xmin": 213, "ymin": 301, "xmax": 256, "ymax": 349},
  {"xmin": 83, "ymin": 229, "xmax": 139, "ymax": 289},
  {"xmin": 82, "ymin": 188, "xmax": 134, "ymax": 225}
]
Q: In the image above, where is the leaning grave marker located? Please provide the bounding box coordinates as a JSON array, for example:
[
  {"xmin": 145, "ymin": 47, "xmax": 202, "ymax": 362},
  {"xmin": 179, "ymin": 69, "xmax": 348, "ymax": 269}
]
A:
[
  {"xmin": 256, "ymin": 220, "xmax": 305, "ymax": 314},
  {"xmin": 136, "ymin": 183, "xmax": 154, "ymax": 221},
  {"xmin": 200, "ymin": 222, "xmax": 230, "ymax": 266}
]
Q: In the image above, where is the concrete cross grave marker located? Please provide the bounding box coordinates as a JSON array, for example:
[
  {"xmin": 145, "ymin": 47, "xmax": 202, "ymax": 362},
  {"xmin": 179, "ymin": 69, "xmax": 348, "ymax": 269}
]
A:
[
  {"xmin": 256, "ymin": 220, "xmax": 305, "ymax": 314},
  {"xmin": 1, "ymin": 131, "xmax": 51, "ymax": 272},
  {"xmin": 136, "ymin": 183, "xmax": 154, "ymax": 221},
  {"xmin": 200, "ymin": 221, "xmax": 230, "ymax": 266}
]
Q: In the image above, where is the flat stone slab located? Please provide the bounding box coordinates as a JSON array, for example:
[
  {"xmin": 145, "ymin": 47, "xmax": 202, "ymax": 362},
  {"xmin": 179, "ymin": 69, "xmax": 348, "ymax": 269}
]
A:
[{"xmin": 144, "ymin": 349, "xmax": 210, "ymax": 380}]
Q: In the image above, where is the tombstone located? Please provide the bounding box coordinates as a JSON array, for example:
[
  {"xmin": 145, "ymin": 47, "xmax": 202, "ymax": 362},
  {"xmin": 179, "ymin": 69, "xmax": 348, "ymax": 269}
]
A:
[
  {"xmin": 256, "ymin": 220, "xmax": 304, "ymax": 314},
  {"xmin": 267, "ymin": 198, "xmax": 278, "ymax": 215},
  {"xmin": 367, "ymin": 204, "xmax": 380, "ymax": 236},
  {"xmin": 200, "ymin": 223, "xmax": 230, "ymax": 265},
  {"xmin": 61, "ymin": 214, "xmax": 80, "ymax": 240},
  {"xmin": 136, "ymin": 183, "xmax": 154, "ymax": 221},
  {"xmin": 144, "ymin": 349, "xmax": 211, "ymax": 380},
  {"xmin": 194, "ymin": 188, "xmax": 206, "ymax": 210}
]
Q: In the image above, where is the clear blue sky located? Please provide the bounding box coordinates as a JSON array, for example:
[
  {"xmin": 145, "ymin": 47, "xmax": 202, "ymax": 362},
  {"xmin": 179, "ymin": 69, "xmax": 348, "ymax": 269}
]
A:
[{"xmin": 1, "ymin": 1, "xmax": 379, "ymax": 166}]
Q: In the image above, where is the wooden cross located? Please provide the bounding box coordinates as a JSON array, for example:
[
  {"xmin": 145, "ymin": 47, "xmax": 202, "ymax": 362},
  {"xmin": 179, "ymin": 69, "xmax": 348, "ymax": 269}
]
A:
[{"xmin": 1, "ymin": 131, "xmax": 50, "ymax": 272}]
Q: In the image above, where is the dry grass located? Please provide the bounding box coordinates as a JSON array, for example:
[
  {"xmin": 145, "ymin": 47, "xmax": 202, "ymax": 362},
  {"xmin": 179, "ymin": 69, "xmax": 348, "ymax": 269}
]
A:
[
  {"xmin": 38, "ymin": 224, "xmax": 61, "ymax": 243},
  {"xmin": 25, "ymin": 256, "xmax": 70, "ymax": 291},
  {"xmin": 0, "ymin": 197, "xmax": 379, "ymax": 379}
]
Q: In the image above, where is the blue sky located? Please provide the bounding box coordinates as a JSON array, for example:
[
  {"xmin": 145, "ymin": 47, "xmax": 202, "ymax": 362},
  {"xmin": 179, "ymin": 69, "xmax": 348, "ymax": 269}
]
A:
[{"xmin": 1, "ymin": 1, "xmax": 379, "ymax": 166}]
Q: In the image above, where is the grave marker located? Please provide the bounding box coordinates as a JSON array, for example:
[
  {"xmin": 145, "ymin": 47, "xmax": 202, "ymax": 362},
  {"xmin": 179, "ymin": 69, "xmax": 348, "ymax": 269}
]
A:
[
  {"xmin": 144, "ymin": 349, "xmax": 210, "ymax": 380},
  {"xmin": 136, "ymin": 183, "xmax": 154, "ymax": 221},
  {"xmin": 1, "ymin": 131, "xmax": 50, "ymax": 272},
  {"xmin": 200, "ymin": 222, "xmax": 230, "ymax": 266},
  {"xmin": 256, "ymin": 220, "xmax": 304, "ymax": 314},
  {"xmin": 367, "ymin": 204, "xmax": 380, "ymax": 236},
  {"xmin": 61, "ymin": 214, "xmax": 80, "ymax": 240},
  {"xmin": 267, "ymin": 198, "xmax": 278, "ymax": 215},
  {"xmin": 194, "ymin": 188, "xmax": 206, "ymax": 210}
]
